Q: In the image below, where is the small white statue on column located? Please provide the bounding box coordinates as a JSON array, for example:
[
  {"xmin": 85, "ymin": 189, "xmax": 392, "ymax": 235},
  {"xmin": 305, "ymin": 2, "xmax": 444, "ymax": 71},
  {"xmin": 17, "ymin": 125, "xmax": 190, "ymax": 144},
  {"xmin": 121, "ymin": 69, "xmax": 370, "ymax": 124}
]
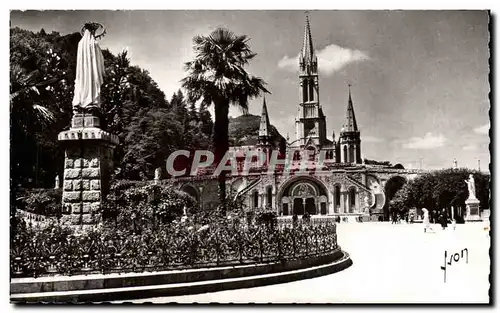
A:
[
  {"xmin": 453, "ymin": 158, "xmax": 458, "ymax": 169},
  {"xmin": 181, "ymin": 205, "xmax": 188, "ymax": 223},
  {"xmin": 464, "ymin": 173, "xmax": 480, "ymax": 221},
  {"xmin": 465, "ymin": 174, "xmax": 477, "ymax": 200},
  {"xmin": 54, "ymin": 175, "xmax": 60, "ymax": 189},
  {"xmin": 154, "ymin": 167, "xmax": 161, "ymax": 185}
]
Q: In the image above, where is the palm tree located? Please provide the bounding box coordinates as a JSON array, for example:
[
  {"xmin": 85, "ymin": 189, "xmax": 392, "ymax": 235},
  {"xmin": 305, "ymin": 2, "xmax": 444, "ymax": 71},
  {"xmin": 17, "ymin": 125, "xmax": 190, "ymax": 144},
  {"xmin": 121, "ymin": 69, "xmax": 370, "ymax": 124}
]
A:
[
  {"xmin": 10, "ymin": 63, "xmax": 57, "ymax": 135},
  {"xmin": 181, "ymin": 28, "xmax": 269, "ymax": 214},
  {"xmin": 10, "ymin": 49, "xmax": 64, "ymax": 226}
]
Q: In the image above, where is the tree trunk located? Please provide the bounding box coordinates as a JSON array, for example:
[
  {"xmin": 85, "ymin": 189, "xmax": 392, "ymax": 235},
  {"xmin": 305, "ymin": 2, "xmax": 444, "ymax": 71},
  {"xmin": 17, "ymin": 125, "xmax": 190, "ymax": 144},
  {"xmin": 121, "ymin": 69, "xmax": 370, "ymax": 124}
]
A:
[{"xmin": 214, "ymin": 100, "xmax": 230, "ymax": 216}]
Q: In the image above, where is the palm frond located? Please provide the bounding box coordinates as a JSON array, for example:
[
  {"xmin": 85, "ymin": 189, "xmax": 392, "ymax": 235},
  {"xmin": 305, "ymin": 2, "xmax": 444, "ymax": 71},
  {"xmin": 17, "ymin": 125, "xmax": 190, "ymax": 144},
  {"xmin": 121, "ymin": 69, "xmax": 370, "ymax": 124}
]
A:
[
  {"xmin": 32, "ymin": 104, "xmax": 54, "ymax": 123},
  {"xmin": 181, "ymin": 27, "xmax": 268, "ymax": 113}
]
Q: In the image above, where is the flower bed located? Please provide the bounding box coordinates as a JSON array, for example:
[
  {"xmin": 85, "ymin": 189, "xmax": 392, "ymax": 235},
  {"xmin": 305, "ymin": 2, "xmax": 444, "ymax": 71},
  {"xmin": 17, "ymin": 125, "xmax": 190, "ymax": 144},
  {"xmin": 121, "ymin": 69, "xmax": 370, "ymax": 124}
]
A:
[{"xmin": 11, "ymin": 220, "xmax": 337, "ymax": 278}]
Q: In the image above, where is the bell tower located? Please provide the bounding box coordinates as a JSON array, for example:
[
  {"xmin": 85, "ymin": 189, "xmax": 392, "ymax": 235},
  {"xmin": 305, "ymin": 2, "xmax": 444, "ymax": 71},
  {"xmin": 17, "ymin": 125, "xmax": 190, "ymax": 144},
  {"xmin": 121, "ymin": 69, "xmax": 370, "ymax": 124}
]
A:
[
  {"xmin": 339, "ymin": 84, "xmax": 362, "ymax": 164},
  {"xmin": 294, "ymin": 12, "xmax": 327, "ymax": 148}
]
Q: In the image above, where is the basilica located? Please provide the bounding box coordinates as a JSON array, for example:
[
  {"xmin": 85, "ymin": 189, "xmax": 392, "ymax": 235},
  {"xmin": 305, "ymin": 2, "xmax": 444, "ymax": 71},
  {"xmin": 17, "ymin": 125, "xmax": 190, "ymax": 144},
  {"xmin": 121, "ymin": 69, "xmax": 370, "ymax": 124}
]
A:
[{"xmin": 174, "ymin": 14, "xmax": 422, "ymax": 221}]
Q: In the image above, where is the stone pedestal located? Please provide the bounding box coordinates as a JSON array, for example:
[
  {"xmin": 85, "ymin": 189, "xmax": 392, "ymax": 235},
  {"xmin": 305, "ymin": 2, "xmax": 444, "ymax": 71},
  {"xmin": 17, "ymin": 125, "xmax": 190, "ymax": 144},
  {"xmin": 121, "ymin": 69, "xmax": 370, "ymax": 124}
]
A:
[
  {"xmin": 482, "ymin": 209, "xmax": 490, "ymax": 220},
  {"xmin": 465, "ymin": 198, "xmax": 481, "ymax": 222},
  {"xmin": 361, "ymin": 214, "xmax": 371, "ymax": 222},
  {"xmin": 58, "ymin": 114, "xmax": 118, "ymax": 231}
]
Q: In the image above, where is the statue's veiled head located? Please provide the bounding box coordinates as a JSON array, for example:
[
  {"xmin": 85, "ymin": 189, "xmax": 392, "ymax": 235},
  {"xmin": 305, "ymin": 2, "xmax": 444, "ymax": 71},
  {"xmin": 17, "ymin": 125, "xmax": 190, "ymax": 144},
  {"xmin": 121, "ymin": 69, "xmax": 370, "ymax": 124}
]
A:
[{"xmin": 81, "ymin": 22, "xmax": 106, "ymax": 39}]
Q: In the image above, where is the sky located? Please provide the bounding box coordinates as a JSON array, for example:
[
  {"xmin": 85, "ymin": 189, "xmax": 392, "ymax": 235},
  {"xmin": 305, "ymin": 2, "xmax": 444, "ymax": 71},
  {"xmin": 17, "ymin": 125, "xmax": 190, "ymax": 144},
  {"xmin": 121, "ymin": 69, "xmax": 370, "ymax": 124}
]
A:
[{"xmin": 10, "ymin": 10, "xmax": 491, "ymax": 171}]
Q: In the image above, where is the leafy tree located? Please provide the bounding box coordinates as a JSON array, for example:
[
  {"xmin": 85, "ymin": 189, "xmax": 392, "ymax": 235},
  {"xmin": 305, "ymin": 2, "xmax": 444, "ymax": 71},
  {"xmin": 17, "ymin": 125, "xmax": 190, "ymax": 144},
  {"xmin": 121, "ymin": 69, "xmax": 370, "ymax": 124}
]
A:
[
  {"xmin": 198, "ymin": 102, "xmax": 214, "ymax": 141},
  {"xmin": 388, "ymin": 183, "xmax": 410, "ymax": 215},
  {"xmin": 181, "ymin": 28, "xmax": 269, "ymax": 213},
  {"xmin": 122, "ymin": 108, "xmax": 184, "ymax": 180},
  {"xmin": 188, "ymin": 100, "xmax": 198, "ymax": 124},
  {"xmin": 101, "ymin": 50, "xmax": 131, "ymax": 134},
  {"xmin": 390, "ymin": 168, "xmax": 490, "ymax": 219},
  {"xmin": 364, "ymin": 158, "xmax": 393, "ymax": 166}
]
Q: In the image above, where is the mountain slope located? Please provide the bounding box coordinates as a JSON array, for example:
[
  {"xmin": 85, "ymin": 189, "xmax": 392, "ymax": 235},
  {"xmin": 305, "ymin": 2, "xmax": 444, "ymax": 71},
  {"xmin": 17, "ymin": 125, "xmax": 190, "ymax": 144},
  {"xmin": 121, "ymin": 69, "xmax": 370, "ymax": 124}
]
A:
[{"xmin": 228, "ymin": 114, "xmax": 286, "ymax": 152}]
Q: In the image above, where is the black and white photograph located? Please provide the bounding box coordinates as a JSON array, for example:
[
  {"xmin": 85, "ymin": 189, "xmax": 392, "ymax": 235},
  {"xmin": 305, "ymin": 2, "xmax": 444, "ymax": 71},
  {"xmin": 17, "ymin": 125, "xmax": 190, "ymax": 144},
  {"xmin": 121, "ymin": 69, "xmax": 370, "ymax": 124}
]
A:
[{"xmin": 7, "ymin": 7, "xmax": 492, "ymax": 304}]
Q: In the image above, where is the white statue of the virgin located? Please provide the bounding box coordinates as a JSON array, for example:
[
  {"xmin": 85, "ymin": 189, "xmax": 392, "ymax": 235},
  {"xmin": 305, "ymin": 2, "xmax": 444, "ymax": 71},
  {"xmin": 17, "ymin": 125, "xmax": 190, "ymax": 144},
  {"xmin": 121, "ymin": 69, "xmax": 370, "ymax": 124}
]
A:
[{"xmin": 72, "ymin": 23, "xmax": 105, "ymax": 111}]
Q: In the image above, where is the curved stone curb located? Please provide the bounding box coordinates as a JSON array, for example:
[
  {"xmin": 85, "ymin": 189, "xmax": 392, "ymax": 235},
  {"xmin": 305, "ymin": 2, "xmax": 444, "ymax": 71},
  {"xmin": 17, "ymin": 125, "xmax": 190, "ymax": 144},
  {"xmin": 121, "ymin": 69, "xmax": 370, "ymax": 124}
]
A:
[
  {"xmin": 12, "ymin": 250, "xmax": 343, "ymax": 294},
  {"xmin": 10, "ymin": 251, "xmax": 352, "ymax": 303}
]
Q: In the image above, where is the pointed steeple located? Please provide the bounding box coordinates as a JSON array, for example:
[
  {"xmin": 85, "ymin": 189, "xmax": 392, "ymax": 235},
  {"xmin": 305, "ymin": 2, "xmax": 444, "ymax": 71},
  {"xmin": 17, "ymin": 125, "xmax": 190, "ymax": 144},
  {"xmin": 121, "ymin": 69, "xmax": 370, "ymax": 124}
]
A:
[
  {"xmin": 259, "ymin": 96, "xmax": 271, "ymax": 138},
  {"xmin": 344, "ymin": 84, "xmax": 358, "ymax": 132},
  {"xmin": 301, "ymin": 13, "xmax": 315, "ymax": 61},
  {"xmin": 299, "ymin": 12, "xmax": 317, "ymax": 73}
]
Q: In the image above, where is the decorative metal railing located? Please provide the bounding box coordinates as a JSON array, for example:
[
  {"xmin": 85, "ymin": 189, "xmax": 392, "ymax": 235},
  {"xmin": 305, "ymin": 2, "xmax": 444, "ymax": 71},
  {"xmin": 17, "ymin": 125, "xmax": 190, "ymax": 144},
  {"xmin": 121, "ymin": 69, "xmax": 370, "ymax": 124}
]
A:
[
  {"xmin": 16, "ymin": 209, "xmax": 55, "ymax": 226},
  {"xmin": 10, "ymin": 223, "xmax": 338, "ymax": 278},
  {"xmin": 277, "ymin": 216, "xmax": 338, "ymax": 228}
]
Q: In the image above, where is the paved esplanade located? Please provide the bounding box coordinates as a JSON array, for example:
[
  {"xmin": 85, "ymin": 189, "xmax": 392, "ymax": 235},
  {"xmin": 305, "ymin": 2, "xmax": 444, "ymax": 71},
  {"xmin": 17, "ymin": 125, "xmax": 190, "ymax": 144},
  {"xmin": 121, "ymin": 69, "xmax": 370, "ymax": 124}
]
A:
[{"xmin": 127, "ymin": 222, "xmax": 490, "ymax": 303}]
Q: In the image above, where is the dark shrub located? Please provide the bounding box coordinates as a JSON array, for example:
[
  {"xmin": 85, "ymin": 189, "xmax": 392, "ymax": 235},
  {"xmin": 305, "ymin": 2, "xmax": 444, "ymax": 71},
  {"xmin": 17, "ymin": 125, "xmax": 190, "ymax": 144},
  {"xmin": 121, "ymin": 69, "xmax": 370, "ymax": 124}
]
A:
[
  {"xmin": 103, "ymin": 181, "xmax": 197, "ymax": 233},
  {"xmin": 16, "ymin": 188, "xmax": 62, "ymax": 217}
]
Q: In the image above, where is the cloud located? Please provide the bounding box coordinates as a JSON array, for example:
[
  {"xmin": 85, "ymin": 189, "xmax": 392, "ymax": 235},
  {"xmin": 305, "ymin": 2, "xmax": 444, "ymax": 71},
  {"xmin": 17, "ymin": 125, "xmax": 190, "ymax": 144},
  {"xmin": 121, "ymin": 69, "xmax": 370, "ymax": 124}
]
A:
[
  {"xmin": 403, "ymin": 133, "xmax": 447, "ymax": 149},
  {"xmin": 473, "ymin": 123, "xmax": 490, "ymax": 135},
  {"xmin": 462, "ymin": 144, "xmax": 477, "ymax": 151},
  {"xmin": 278, "ymin": 55, "xmax": 299, "ymax": 71},
  {"xmin": 363, "ymin": 136, "xmax": 383, "ymax": 143},
  {"xmin": 277, "ymin": 44, "xmax": 370, "ymax": 76}
]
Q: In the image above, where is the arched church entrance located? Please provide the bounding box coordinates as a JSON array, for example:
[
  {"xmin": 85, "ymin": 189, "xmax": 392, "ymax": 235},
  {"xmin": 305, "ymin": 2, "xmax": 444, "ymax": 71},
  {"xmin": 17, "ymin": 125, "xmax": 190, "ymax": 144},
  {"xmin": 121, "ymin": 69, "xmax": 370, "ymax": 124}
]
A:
[
  {"xmin": 293, "ymin": 198, "xmax": 304, "ymax": 215},
  {"xmin": 320, "ymin": 195, "xmax": 328, "ymax": 215},
  {"xmin": 305, "ymin": 198, "xmax": 316, "ymax": 214},
  {"xmin": 277, "ymin": 176, "xmax": 329, "ymax": 216}
]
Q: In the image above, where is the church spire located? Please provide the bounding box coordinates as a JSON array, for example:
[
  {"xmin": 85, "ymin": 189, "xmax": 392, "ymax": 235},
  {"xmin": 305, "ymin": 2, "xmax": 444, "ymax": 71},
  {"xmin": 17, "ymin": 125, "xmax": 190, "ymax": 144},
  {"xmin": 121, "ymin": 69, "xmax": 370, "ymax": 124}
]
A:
[
  {"xmin": 299, "ymin": 12, "xmax": 317, "ymax": 73},
  {"xmin": 344, "ymin": 84, "xmax": 358, "ymax": 132},
  {"xmin": 259, "ymin": 96, "xmax": 271, "ymax": 140}
]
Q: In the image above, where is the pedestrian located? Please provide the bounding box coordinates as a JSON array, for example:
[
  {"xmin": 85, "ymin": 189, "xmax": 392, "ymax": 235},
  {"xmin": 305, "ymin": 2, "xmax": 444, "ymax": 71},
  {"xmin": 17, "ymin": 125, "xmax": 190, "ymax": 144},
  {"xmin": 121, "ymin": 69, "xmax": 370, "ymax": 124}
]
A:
[
  {"xmin": 422, "ymin": 208, "xmax": 434, "ymax": 233},
  {"xmin": 439, "ymin": 209, "xmax": 448, "ymax": 230}
]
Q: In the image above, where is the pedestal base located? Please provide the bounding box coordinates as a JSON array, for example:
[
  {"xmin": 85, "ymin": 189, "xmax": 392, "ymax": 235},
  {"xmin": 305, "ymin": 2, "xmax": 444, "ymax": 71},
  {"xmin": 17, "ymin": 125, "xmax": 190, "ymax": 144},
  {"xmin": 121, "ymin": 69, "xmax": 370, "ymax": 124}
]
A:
[
  {"xmin": 465, "ymin": 198, "xmax": 481, "ymax": 222},
  {"xmin": 58, "ymin": 114, "xmax": 118, "ymax": 230}
]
